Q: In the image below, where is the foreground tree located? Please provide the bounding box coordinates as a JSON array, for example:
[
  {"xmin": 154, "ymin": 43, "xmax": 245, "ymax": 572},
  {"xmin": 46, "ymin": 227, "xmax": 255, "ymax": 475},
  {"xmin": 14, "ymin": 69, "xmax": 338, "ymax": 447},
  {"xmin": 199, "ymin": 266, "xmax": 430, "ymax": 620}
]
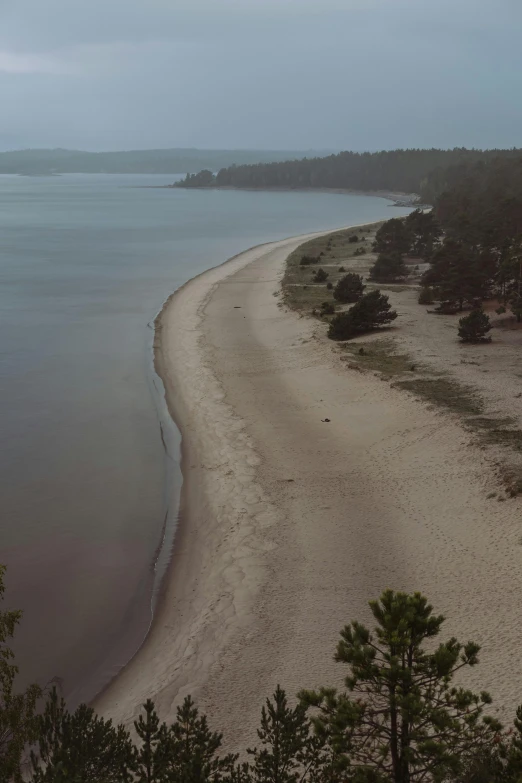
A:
[
  {"xmin": 328, "ymin": 291, "xmax": 397, "ymax": 340},
  {"xmin": 458, "ymin": 310, "xmax": 492, "ymax": 343},
  {"xmin": 245, "ymin": 685, "xmax": 331, "ymax": 783},
  {"xmin": 165, "ymin": 695, "xmax": 236, "ymax": 782},
  {"xmin": 30, "ymin": 687, "xmax": 135, "ymax": 783},
  {"xmin": 333, "ymin": 274, "xmax": 365, "ymax": 303},
  {"xmin": 300, "ymin": 591, "xmax": 501, "ymax": 783},
  {"xmin": 134, "ymin": 699, "xmax": 170, "ymax": 782},
  {"xmin": 0, "ymin": 565, "xmax": 41, "ymax": 783},
  {"xmin": 369, "ymin": 253, "xmax": 408, "ymax": 283}
]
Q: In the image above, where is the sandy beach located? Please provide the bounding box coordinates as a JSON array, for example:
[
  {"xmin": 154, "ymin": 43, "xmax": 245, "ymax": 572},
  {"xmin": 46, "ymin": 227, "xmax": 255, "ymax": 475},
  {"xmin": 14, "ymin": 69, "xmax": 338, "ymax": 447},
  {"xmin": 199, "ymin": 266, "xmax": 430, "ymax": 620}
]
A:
[{"xmin": 96, "ymin": 227, "xmax": 522, "ymax": 747}]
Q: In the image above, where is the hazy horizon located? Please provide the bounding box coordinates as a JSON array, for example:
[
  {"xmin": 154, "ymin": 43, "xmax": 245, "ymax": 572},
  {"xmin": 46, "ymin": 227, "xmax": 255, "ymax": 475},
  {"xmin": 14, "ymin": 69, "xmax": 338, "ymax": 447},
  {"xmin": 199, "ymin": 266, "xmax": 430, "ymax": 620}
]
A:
[{"xmin": 1, "ymin": 0, "xmax": 521, "ymax": 152}]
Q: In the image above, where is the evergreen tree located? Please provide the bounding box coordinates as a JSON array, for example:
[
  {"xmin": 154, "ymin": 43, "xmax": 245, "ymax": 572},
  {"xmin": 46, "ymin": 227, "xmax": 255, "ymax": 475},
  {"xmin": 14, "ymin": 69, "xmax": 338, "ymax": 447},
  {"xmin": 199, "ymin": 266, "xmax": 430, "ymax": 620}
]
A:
[
  {"xmin": 333, "ymin": 274, "xmax": 365, "ymax": 303},
  {"xmin": 135, "ymin": 699, "xmax": 170, "ymax": 783},
  {"xmin": 0, "ymin": 565, "xmax": 41, "ymax": 783},
  {"xmin": 458, "ymin": 310, "xmax": 492, "ymax": 343},
  {"xmin": 30, "ymin": 687, "xmax": 135, "ymax": 783},
  {"xmin": 404, "ymin": 210, "xmax": 442, "ymax": 258},
  {"xmin": 166, "ymin": 695, "xmax": 236, "ymax": 782},
  {"xmin": 300, "ymin": 591, "xmax": 501, "ymax": 783},
  {"xmin": 328, "ymin": 291, "xmax": 397, "ymax": 340},
  {"xmin": 369, "ymin": 253, "xmax": 408, "ymax": 283},
  {"xmin": 313, "ymin": 269, "xmax": 329, "ymax": 283},
  {"xmin": 246, "ymin": 686, "xmax": 328, "ymax": 783},
  {"xmin": 421, "ymin": 240, "xmax": 491, "ymax": 310},
  {"xmin": 373, "ymin": 219, "xmax": 412, "ymax": 256}
]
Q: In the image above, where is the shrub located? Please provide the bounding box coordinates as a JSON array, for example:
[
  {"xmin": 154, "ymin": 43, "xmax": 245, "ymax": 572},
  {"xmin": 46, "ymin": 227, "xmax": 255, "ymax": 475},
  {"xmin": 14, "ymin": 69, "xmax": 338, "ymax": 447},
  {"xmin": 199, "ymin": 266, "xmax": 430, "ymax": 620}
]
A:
[
  {"xmin": 333, "ymin": 273, "xmax": 365, "ymax": 303},
  {"xmin": 338, "ymin": 266, "xmax": 345, "ymax": 273},
  {"xmin": 320, "ymin": 302, "xmax": 335, "ymax": 315},
  {"xmin": 300, "ymin": 254, "xmax": 320, "ymax": 266},
  {"xmin": 418, "ymin": 286, "xmax": 434, "ymax": 305},
  {"xmin": 458, "ymin": 309, "xmax": 492, "ymax": 343},
  {"xmin": 328, "ymin": 290, "xmax": 397, "ymax": 340},
  {"xmin": 326, "ymin": 281, "xmax": 333, "ymax": 290},
  {"xmin": 369, "ymin": 252, "xmax": 408, "ymax": 282},
  {"xmin": 348, "ymin": 234, "xmax": 359, "ymax": 243},
  {"xmin": 313, "ymin": 268, "xmax": 329, "ymax": 283}
]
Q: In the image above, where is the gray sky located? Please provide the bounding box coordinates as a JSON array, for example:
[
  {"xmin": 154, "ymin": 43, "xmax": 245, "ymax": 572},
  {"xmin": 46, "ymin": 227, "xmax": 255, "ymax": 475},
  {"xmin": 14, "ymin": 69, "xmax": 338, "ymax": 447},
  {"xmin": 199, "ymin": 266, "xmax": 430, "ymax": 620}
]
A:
[{"xmin": 1, "ymin": 0, "xmax": 521, "ymax": 151}]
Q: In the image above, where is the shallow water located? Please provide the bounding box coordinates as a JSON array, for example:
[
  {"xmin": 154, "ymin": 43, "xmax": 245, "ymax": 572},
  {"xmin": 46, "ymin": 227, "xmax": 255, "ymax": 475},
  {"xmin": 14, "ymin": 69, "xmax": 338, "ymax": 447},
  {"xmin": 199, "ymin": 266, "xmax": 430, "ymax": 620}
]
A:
[{"xmin": 0, "ymin": 173, "xmax": 412, "ymax": 704}]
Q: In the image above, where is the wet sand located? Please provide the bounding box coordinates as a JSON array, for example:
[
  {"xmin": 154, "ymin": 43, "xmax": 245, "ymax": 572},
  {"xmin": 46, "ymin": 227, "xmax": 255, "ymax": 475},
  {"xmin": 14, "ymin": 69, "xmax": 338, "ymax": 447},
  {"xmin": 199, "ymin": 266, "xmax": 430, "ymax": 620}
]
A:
[{"xmin": 97, "ymin": 228, "xmax": 522, "ymax": 746}]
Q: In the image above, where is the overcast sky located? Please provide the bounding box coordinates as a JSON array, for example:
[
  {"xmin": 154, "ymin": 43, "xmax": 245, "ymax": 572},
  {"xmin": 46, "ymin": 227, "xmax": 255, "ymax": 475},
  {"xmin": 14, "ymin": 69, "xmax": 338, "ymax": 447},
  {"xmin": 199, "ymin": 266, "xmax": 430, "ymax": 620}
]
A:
[{"xmin": 1, "ymin": 0, "xmax": 521, "ymax": 152}]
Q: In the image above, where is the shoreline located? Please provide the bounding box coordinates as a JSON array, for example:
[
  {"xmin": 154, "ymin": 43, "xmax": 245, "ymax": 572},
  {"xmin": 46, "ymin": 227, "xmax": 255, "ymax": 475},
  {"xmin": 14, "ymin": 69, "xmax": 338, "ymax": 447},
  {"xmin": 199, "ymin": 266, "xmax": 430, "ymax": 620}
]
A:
[
  {"xmin": 93, "ymin": 227, "xmax": 346, "ymax": 721},
  {"xmin": 97, "ymin": 220, "xmax": 522, "ymax": 746},
  {"xmin": 149, "ymin": 183, "xmax": 422, "ymax": 206}
]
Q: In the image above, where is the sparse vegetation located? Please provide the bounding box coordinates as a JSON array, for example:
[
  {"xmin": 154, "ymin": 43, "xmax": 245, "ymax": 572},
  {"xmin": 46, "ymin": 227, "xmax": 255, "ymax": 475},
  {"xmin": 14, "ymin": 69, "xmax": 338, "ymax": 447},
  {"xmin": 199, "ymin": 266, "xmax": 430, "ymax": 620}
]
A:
[{"xmin": 312, "ymin": 268, "xmax": 329, "ymax": 283}]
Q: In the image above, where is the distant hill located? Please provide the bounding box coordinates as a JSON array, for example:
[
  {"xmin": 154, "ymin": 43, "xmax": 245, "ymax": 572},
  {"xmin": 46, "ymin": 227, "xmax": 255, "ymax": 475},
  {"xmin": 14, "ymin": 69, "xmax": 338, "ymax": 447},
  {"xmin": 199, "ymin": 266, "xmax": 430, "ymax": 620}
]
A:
[{"xmin": 0, "ymin": 148, "xmax": 335, "ymax": 176}]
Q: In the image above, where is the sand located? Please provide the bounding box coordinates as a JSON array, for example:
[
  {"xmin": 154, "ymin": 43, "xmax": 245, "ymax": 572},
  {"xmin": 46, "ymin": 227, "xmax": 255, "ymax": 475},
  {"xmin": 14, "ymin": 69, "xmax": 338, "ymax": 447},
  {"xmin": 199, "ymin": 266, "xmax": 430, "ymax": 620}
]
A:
[{"xmin": 96, "ymin": 228, "xmax": 522, "ymax": 747}]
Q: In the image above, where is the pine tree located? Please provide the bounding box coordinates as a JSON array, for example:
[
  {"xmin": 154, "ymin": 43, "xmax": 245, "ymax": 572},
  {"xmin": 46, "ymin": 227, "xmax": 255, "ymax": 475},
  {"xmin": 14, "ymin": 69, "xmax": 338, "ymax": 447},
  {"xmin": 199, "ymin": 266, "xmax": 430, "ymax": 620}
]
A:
[
  {"xmin": 30, "ymin": 687, "xmax": 135, "ymax": 782},
  {"xmin": 333, "ymin": 274, "xmax": 365, "ymax": 303},
  {"xmin": 404, "ymin": 210, "xmax": 442, "ymax": 258},
  {"xmin": 458, "ymin": 310, "xmax": 492, "ymax": 343},
  {"xmin": 373, "ymin": 219, "xmax": 412, "ymax": 256},
  {"xmin": 300, "ymin": 591, "xmax": 501, "ymax": 783},
  {"xmin": 247, "ymin": 686, "xmax": 329, "ymax": 783},
  {"xmin": 166, "ymin": 695, "xmax": 236, "ymax": 782},
  {"xmin": 369, "ymin": 253, "xmax": 408, "ymax": 283},
  {"xmin": 134, "ymin": 699, "xmax": 170, "ymax": 783},
  {"xmin": 328, "ymin": 291, "xmax": 397, "ymax": 340},
  {"xmin": 0, "ymin": 565, "xmax": 41, "ymax": 783}
]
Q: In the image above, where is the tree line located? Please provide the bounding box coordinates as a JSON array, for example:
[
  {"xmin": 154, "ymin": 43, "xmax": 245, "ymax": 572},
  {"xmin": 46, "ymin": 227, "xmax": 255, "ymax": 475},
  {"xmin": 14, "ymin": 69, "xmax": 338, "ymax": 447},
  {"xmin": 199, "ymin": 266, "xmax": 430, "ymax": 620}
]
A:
[
  {"xmin": 176, "ymin": 148, "xmax": 522, "ymax": 203},
  {"xmin": 3, "ymin": 564, "xmax": 522, "ymax": 782}
]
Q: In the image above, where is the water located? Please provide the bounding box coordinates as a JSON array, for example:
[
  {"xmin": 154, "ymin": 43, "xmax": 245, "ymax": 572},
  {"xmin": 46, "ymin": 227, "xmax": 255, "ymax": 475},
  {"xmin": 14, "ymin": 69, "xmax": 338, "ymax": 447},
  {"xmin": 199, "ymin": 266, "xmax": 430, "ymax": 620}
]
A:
[{"xmin": 0, "ymin": 173, "xmax": 412, "ymax": 704}]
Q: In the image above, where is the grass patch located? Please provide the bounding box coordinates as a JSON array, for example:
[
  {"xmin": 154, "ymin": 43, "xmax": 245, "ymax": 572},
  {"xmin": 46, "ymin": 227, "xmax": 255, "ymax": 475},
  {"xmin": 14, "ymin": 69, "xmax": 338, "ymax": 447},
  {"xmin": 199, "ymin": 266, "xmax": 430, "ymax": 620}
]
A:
[
  {"xmin": 394, "ymin": 377, "xmax": 484, "ymax": 417},
  {"xmin": 282, "ymin": 222, "xmax": 383, "ymax": 313},
  {"xmin": 340, "ymin": 339, "xmax": 419, "ymax": 378}
]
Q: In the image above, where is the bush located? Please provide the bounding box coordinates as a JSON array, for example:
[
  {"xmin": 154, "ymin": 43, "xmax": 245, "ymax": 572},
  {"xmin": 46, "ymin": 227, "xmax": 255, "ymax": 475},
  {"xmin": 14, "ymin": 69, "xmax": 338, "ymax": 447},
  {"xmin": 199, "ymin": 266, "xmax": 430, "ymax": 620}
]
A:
[
  {"xmin": 338, "ymin": 266, "xmax": 345, "ymax": 273},
  {"xmin": 328, "ymin": 290, "xmax": 398, "ymax": 340},
  {"xmin": 320, "ymin": 301, "xmax": 335, "ymax": 315},
  {"xmin": 326, "ymin": 281, "xmax": 333, "ymax": 290},
  {"xmin": 299, "ymin": 254, "xmax": 320, "ymax": 266},
  {"xmin": 418, "ymin": 286, "xmax": 434, "ymax": 305},
  {"xmin": 369, "ymin": 252, "xmax": 408, "ymax": 282},
  {"xmin": 458, "ymin": 309, "xmax": 492, "ymax": 343},
  {"xmin": 348, "ymin": 234, "xmax": 359, "ymax": 243},
  {"xmin": 313, "ymin": 268, "xmax": 329, "ymax": 283},
  {"xmin": 333, "ymin": 273, "xmax": 365, "ymax": 303}
]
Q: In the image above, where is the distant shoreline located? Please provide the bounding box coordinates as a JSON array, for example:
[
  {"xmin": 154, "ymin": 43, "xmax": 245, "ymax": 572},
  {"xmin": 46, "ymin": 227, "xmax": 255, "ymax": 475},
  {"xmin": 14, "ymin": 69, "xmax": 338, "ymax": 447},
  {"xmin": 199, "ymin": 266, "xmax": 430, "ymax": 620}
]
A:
[{"xmin": 153, "ymin": 184, "xmax": 422, "ymax": 208}]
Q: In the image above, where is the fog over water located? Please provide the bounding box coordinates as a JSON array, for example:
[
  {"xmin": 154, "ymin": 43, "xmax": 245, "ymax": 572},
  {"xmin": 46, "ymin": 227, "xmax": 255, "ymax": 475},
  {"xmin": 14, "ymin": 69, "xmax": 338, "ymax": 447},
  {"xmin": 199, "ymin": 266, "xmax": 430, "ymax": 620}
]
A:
[{"xmin": 0, "ymin": 174, "xmax": 412, "ymax": 703}]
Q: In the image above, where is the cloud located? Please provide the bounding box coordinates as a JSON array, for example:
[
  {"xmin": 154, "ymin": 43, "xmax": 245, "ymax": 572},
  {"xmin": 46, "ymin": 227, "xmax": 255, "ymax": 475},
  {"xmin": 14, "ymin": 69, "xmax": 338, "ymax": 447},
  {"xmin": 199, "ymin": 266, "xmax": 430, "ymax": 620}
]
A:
[
  {"xmin": 0, "ymin": 50, "xmax": 67, "ymax": 74},
  {"xmin": 0, "ymin": 0, "xmax": 521, "ymax": 150}
]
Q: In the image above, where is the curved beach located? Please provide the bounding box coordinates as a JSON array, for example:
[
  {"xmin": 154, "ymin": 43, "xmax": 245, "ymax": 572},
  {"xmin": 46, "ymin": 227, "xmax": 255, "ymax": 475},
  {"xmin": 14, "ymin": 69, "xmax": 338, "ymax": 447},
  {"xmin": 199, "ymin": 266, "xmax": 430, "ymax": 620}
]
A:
[{"xmin": 97, "ymin": 228, "xmax": 522, "ymax": 746}]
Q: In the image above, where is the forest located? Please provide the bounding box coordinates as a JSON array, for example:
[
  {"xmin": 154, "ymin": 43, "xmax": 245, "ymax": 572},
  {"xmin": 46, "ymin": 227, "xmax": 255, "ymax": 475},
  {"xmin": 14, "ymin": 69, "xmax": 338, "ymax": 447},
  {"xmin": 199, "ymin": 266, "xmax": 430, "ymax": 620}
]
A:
[{"xmin": 176, "ymin": 148, "xmax": 522, "ymax": 203}]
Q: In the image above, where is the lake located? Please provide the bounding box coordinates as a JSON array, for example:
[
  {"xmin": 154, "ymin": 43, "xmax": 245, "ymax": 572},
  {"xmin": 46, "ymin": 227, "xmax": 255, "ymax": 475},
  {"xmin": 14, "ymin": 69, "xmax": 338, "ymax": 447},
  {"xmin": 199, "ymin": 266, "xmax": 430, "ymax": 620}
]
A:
[{"xmin": 0, "ymin": 174, "xmax": 412, "ymax": 704}]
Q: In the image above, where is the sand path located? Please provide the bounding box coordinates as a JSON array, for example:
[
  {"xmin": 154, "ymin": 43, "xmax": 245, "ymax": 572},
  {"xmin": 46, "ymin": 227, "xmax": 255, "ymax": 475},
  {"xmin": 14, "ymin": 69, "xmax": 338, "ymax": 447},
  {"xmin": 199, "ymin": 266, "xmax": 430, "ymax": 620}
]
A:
[{"xmin": 97, "ymin": 231, "xmax": 522, "ymax": 747}]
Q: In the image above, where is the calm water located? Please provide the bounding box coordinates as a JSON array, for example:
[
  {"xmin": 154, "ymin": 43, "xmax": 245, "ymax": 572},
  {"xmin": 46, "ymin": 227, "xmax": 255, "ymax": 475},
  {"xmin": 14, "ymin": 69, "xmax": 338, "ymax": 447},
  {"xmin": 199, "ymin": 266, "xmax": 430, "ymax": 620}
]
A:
[{"xmin": 0, "ymin": 174, "xmax": 412, "ymax": 704}]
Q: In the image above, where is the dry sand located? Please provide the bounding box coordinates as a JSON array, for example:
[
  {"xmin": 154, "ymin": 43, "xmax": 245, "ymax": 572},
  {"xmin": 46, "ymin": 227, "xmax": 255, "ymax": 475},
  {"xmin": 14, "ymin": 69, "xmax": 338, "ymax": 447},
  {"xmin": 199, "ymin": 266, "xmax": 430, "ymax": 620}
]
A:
[{"xmin": 97, "ymin": 229, "xmax": 522, "ymax": 747}]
